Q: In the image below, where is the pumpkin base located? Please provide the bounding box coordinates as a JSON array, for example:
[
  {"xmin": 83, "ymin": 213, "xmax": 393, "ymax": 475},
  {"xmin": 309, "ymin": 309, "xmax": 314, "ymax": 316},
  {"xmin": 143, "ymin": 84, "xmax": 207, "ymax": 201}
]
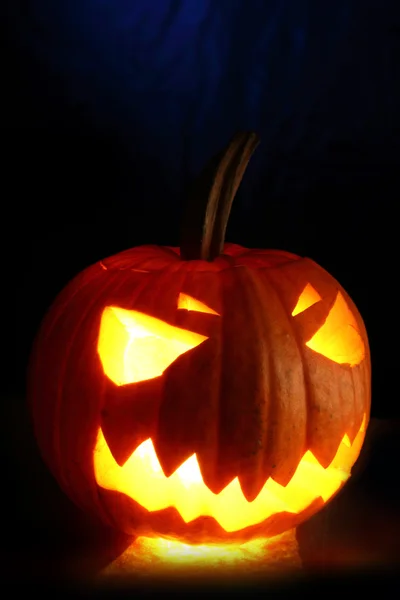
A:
[{"xmin": 98, "ymin": 528, "xmax": 302, "ymax": 582}]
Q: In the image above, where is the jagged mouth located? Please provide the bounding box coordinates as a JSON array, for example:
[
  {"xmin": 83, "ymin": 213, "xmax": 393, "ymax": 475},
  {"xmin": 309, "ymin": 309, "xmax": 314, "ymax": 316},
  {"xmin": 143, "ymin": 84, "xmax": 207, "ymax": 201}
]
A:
[{"xmin": 93, "ymin": 416, "xmax": 366, "ymax": 533}]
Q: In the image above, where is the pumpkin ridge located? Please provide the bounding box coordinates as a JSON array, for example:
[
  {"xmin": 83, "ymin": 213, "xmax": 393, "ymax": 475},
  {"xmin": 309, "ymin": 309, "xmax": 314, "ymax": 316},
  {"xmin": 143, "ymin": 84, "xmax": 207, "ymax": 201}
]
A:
[
  {"xmin": 192, "ymin": 269, "xmax": 225, "ymax": 496},
  {"xmin": 27, "ymin": 263, "xmax": 105, "ymax": 482},
  {"xmin": 259, "ymin": 268, "xmax": 309, "ymax": 444},
  {"xmin": 150, "ymin": 264, "xmax": 205, "ymax": 475},
  {"xmin": 214, "ymin": 266, "xmax": 273, "ymax": 500},
  {"xmin": 58, "ymin": 270, "xmax": 136, "ymax": 512},
  {"xmin": 247, "ymin": 267, "xmax": 308, "ymax": 488}
]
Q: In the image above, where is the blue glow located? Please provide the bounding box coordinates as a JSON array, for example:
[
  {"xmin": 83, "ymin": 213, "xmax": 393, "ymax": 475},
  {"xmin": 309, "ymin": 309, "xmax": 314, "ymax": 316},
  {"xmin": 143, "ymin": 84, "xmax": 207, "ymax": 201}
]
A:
[{"xmin": 6, "ymin": 1, "xmax": 399, "ymax": 212}]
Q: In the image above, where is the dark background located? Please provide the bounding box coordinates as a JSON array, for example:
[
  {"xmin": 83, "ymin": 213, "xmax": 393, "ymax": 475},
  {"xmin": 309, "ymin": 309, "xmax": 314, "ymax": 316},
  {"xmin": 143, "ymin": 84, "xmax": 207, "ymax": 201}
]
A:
[{"xmin": 1, "ymin": 0, "xmax": 400, "ymax": 591}]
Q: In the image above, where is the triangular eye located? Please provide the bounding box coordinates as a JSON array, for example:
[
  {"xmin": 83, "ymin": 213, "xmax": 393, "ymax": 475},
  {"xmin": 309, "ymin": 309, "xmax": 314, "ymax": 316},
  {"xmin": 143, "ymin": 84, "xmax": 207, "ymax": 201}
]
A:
[
  {"xmin": 98, "ymin": 306, "xmax": 208, "ymax": 386},
  {"xmin": 292, "ymin": 283, "xmax": 322, "ymax": 316},
  {"xmin": 306, "ymin": 291, "xmax": 365, "ymax": 366},
  {"xmin": 177, "ymin": 293, "xmax": 220, "ymax": 315}
]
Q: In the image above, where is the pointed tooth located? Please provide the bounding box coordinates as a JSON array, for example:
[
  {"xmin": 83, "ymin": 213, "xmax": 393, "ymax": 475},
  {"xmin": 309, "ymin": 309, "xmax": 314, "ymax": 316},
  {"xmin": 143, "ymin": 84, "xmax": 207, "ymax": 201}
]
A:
[
  {"xmin": 101, "ymin": 378, "xmax": 162, "ymax": 466},
  {"xmin": 153, "ymin": 371, "xmax": 201, "ymax": 477},
  {"xmin": 261, "ymin": 437, "xmax": 304, "ymax": 488},
  {"xmin": 200, "ymin": 449, "xmax": 246, "ymax": 496},
  {"xmin": 238, "ymin": 470, "xmax": 267, "ymax": 503},
  {"xmin": 308, "ymin": 416, "xmax": 346, "ymax": 470},
  {"xmin": 154, "ymin": 339, "xmax": 217, "ymax": 477},
  {"xmin": 152, "ymin": 434, "xmax": 195, "ymax": 477},
  {"xmin": 267, "ymin": 462, "xmax": 296, "ymax": 488},
  {"xmin": 236, "ymin": 441, "xmax": 268, "ymax": 502},
  {"xmin": 235, "ymin": 437, "xmax": 269, "ymax": 502},
  {"xmin": 198, "ymin": 456, "xmax": 238, "ymax": 496}
]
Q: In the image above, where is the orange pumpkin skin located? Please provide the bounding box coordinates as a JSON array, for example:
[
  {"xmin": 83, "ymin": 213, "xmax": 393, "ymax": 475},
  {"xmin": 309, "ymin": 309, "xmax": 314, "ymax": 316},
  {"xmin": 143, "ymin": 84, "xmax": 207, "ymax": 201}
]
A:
[{"xmin": 28, "ymin": 242, "xmax": 371, "ymax": 544}]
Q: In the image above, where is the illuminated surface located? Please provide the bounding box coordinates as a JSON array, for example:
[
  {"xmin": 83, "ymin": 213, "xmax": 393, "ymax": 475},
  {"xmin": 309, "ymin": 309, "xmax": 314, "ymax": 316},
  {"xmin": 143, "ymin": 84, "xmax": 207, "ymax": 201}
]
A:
[
  {"xmin": 292, "ymin": 283, "xmax": 322, "ymax": 316},
  {"xmin": 306, "ymin": 291, "xmax": 365, "ymax": 366},
  {"xmin": 98, "ymin": 293, "xmax": 218, "ymax": 386},
  {"xmin": 177, "ymin": 292, "xmax": 220, "ymax": 315},
  {"xmin": 98, "ymin": 305, "xmax": 208, "ymax": 385},
  {"xmin": 94, "ymin": 417, "xmax": 366, "ymax": 532},
  {"xmin": 96, "ymin": 288, "xmax": 367, "ymax": 534},
  {"xmin": 100, "ymin": 529, "xmax": 301, "ymax": 578},
  {"xmin": 292, "ymin": 285, "xmax": 365, "ymax": 366},
  {"xmin": 98, "ymin": 285, "xmax": 365, "ymax": 388}
]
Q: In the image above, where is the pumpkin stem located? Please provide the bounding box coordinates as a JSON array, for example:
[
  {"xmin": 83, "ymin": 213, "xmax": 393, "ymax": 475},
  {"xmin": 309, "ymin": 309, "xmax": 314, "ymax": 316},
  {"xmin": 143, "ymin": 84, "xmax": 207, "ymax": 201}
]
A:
[{"xmin": 180, "ymin": 131, "xmax": 260, "ymax": 261}]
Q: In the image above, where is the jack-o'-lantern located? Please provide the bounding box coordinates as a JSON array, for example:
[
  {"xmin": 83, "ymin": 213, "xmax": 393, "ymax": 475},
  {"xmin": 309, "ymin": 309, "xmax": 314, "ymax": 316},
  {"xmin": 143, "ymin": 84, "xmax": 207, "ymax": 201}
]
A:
[{"xmin": 28, "ymin": 133, "xmax": 370, "ymax": 560}]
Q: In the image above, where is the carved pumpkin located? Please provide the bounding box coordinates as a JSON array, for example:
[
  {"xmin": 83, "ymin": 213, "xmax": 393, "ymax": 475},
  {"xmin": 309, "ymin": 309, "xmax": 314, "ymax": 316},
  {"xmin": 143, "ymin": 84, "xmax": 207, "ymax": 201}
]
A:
[{"xmin": 28, "ymin": 133, "xmax": 370, "ymax": 548}]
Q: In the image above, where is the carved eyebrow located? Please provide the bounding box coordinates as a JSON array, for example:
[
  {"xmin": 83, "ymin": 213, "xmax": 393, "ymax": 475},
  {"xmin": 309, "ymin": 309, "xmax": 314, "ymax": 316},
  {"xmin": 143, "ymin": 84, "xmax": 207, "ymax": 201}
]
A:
[
  {"xmin": 291, "ymin": 283, "xmax": 322, "ymax": 316},
  {"xmin": 177, "ymin": 293, "xmax": 220, "ymax": 316}
]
